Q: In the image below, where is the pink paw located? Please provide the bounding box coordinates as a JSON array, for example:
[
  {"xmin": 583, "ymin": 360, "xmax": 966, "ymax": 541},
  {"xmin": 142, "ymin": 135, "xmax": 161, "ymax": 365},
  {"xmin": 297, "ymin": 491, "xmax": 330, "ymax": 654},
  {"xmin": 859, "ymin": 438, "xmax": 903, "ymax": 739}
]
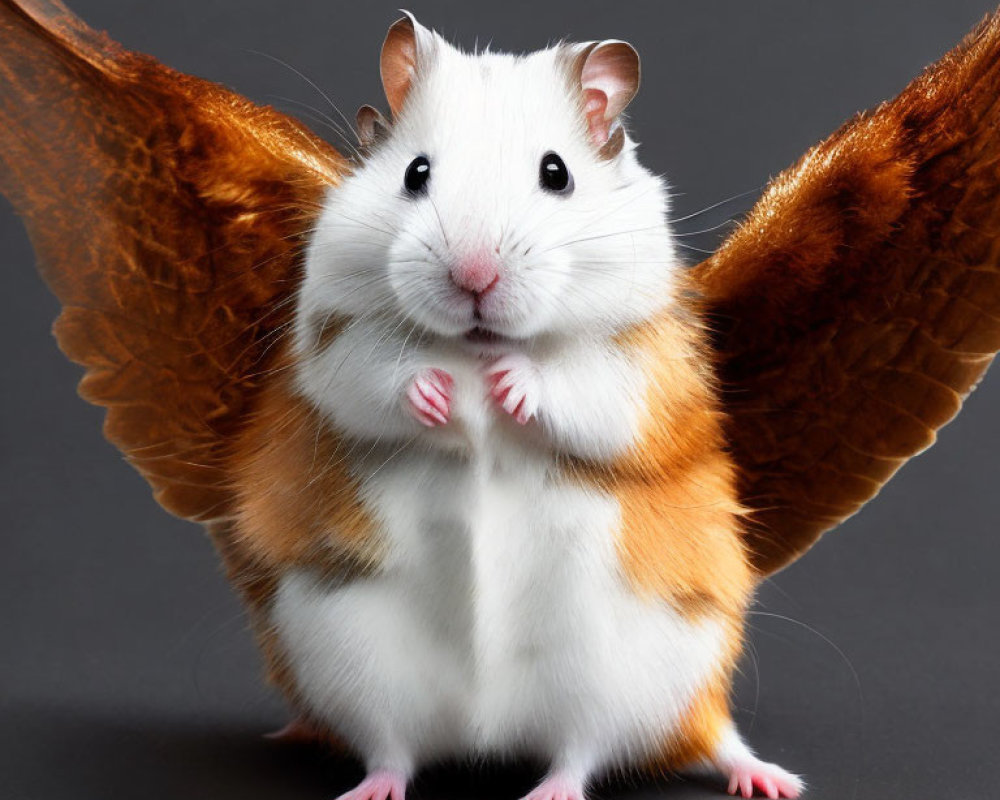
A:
[
  {"xmin": 405, "ymin": 368, "xmax": 453, "ymax": 427},
  {"xmin": 485, "ymin": 353, "xmax": 541, "ymax": 425},
  {"xmin": 519, "ymin": 772, "xmax": 585, "ymax": 800},
  {"xmin": 726, "ymin": 757, "xmax": 803, "ymax": 799},
  {"xmin": 334, "ymin": 769, "xmax": 406, "ymax": 800}
]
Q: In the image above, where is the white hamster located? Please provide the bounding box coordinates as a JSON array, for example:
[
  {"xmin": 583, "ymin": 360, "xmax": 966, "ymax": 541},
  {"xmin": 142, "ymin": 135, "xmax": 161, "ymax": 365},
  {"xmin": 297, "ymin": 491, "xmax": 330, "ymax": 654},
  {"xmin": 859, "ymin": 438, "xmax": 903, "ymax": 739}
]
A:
[{"xmin": 276, "ymin": 13, "xmax": 800, "ymax": 800}]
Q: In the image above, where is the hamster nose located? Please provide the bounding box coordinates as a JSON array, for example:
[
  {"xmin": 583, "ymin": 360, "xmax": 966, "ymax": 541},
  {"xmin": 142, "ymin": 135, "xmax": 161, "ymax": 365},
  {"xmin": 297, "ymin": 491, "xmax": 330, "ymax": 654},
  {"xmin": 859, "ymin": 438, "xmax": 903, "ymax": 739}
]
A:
[{"xmin": 450, "ymin": 253, "xmax": 500, "ymax": 297}]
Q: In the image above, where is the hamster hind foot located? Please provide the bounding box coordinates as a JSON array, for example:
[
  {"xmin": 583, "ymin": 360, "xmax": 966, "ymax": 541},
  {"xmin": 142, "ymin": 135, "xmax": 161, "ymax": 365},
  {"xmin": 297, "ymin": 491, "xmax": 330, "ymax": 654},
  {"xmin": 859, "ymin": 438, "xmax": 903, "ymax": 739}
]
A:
[
  {"xmin": 711, "ymin": 728, "xmax": 803, "ymax": 799},
  {"xmin": 725, "ymin": 763, "xmax": 802, "ymax": 800},
  {"xmin": 519, "ymin": 771, "xmax": 586, "ymax": 800},
  {"xmin": 334, "ymin": 769, "xmax": 407, "ymax": 800}
]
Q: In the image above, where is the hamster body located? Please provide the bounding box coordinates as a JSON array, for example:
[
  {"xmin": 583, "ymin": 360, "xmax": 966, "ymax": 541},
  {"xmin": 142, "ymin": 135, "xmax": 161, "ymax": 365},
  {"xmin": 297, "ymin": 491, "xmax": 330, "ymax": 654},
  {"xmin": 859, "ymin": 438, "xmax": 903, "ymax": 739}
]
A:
[
  {"xmin": 257, "ymin": 15, "xmax": 803, "ymax": 800},
  {"xmin": 272, "ymin": 341, "xmax": 726, "ymax": 774}
]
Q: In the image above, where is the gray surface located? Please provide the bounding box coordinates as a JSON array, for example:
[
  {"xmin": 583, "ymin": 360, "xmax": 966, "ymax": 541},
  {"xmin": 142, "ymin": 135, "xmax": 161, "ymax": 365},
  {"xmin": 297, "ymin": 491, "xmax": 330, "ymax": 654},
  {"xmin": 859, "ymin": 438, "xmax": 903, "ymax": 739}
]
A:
[{"xmin": 1, "ymin": 1, "xmax": 999, "ymax": 798}]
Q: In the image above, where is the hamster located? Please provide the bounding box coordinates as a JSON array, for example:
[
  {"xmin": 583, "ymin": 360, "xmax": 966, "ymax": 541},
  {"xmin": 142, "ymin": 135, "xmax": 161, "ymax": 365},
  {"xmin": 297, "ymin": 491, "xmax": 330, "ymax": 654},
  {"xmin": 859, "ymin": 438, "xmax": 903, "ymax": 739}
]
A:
[{"xmin": 267, "ymin": 13, "xmax": 802, "ymax": 800}]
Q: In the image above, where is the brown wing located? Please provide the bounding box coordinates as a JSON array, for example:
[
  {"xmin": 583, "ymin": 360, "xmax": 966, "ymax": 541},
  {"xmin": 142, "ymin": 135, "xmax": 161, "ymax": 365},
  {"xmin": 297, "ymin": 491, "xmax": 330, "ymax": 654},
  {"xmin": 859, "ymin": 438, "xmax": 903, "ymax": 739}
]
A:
[
  {"xmin": 0, "ymin": 0, "xmax": 345, "ymax": 521},
  {"xmin": 692, "ymin": 14, "xmax": 1000, "ymax": 576}
]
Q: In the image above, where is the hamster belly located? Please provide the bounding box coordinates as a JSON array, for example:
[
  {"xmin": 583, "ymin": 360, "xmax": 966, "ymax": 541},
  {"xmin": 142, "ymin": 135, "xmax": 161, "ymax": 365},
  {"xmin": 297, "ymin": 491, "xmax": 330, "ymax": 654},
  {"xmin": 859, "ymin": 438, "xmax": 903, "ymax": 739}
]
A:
[{"xmin": 269, "ymin": 441, "xmax": 729, "ymax": 770}]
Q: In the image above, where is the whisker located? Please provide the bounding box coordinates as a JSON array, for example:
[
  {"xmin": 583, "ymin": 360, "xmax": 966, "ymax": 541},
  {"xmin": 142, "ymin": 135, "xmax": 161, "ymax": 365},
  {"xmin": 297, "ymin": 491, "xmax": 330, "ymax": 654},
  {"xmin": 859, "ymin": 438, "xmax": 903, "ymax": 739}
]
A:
[
  {"xmin": 245, "ymin": 48, "xmax": 361, "ymax": 156},
  {"xmin": 667, "ymin": 185, "xmax": 762, "ymax": 224}
]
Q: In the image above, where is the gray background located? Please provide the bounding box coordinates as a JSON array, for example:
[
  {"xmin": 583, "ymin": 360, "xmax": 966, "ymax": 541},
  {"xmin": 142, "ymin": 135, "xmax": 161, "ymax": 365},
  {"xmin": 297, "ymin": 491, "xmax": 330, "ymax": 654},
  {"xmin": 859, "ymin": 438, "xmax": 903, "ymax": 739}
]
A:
[{"xmin": 2, "ymin": 1, "xmax": 999, "ymax": 798}]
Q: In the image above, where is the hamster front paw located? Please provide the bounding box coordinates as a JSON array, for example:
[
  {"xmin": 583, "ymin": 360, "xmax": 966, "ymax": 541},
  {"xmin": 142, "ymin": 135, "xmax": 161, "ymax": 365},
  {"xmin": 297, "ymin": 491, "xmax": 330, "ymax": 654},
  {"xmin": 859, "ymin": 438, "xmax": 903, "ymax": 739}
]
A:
[
  {"xmin": 405, "ymin": 368, "xmax": 453, "ymax": 427},
  {"xmin": 486, "ymin": 353, "xmax": 541, "ymax": 425}
]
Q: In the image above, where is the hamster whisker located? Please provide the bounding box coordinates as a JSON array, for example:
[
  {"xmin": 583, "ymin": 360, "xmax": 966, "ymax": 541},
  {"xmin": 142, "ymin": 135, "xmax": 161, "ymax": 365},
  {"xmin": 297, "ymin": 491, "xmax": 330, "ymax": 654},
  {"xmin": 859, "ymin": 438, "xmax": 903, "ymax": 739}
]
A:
[
  {"xmin": 540, "ymin": 224, "xmax": 667, "ymax": 255},
  {"xmin": 515, "ymin": 184, "xmax": 666, "ymax": 257},
  {"xmin": 673, "ymin": 218, "xmax": 739, "ymax": 238},
  {"xmin": 505, "ymin": 182, "xmax": 660, "ymax": 257},
  {"xmin": 308, "ymin": 315, "xmax": 424, "ymax": 477},
  {"xmin": 426, "ymin": 195, "xmax": 451, "ymax": 248},
  {"xmin": 666, "ymin": 184, "xmax": 763, "ymax": 224},
  {"xmin": 319, "ymin": 209, "xmax": 397, "ymax": 238},
  {"xmin": 316, "ymin": 273, "xmax": 393, "ymax": 309},
  {"xmin": 245, "ymin": 48, "xmax": 361, "ymax": 156},
  {"xmin": 269, "ymin": 95, "xmax": 362, "ymax": 160},
  {"xmin": 674, "ymin": 242, "xmax": 716, "ymax": 255},
  {"xmin": 221, "ymin": 291, "xmax": 301, "ymax": 344},
  {"xmin": 519, "ymin": 275, "xmax": 620, "ymax": 338},
  {"xmin": 304, "ymin": 306, "xmax": 404, "ymax": 425},
  {"xmin": 364, "ymin": 434, "xmax": 420, "ymax": 482},
  {"xmin": 397, "ymin": 225, "xmax": 442, "ymax": 258},
  {"xmin": 392, "ymin": 319, "xmax": 421, "ymax": 387}
]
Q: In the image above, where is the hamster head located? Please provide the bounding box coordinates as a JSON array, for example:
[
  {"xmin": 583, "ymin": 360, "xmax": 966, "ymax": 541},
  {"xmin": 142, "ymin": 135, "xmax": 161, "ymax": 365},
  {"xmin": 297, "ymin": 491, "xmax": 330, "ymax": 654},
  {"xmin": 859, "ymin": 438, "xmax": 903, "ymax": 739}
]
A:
[{"xmin": 298, "ymin": 13, "xmax": 678, "ymax": 354}]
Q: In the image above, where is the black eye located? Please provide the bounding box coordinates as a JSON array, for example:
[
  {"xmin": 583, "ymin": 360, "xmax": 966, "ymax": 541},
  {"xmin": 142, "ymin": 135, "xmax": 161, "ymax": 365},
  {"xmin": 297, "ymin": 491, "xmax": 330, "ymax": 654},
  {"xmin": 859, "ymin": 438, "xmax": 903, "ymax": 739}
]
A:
[
  {"xmin": 540, "ymin": 151, "xmax": 573, "ymax": 195},
  {"xmin": 404, "ymin": 155, "xmax": 430, "ymax": 195}
]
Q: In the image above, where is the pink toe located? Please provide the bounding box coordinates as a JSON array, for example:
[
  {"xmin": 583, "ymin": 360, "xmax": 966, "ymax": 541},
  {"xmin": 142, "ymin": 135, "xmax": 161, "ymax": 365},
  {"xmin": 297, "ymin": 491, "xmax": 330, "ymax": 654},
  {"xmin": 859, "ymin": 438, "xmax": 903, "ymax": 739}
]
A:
[
  {"xmin": 725, "ymin": 759, "xmax": 801, "ymax": 799},
  {"xmin": 429, "ymin": 368, "xmax": 453, "ymax": 390},
  {"xmin": 334, "ymin": 770, "xmax": 406, "ymax": 800},
  {"xmin": 407, "ymin": 382, "xmax": 448, "ymax": 425},
  {"xmin": 418, "ymin": 383, "xmax": 449, "ymax": 415},
  {"xmin": 406, "ymin": 369, "xmax": 453, "ymax": 426},
  {"xmin": 414, "ymin": 398, "xmax": 445, "ymax": 425},
  {"xmin": 486, "ymin": 368, "xmax": 507, "ymax": 386},
  {"xmin": 518, "ymin": 773, "xmax": 584, "ymax": 800}
]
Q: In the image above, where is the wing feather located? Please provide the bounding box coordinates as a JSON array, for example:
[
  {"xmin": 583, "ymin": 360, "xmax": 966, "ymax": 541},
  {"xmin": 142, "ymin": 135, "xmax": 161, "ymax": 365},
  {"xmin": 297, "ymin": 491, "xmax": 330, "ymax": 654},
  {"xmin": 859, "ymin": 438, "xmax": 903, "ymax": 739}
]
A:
[
  {"xmin": 692, "ymin": 14, "xmax": 1000, "ymax": 574},
  {"xmin": 0, "ymin": 0, "xmax": 345, "ymax": 521}
]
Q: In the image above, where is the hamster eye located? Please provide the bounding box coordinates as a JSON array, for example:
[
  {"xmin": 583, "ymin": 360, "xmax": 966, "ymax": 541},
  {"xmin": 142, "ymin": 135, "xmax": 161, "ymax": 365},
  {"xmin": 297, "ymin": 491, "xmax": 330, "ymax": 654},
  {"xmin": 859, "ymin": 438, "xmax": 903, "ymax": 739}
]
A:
[
  {"xmin": 540, "ymin": 152, "xmax": 573, "ymax": 195},
  {"xmin": 404, "ymin": 155, "xmax": 430, "ymax": 195}
]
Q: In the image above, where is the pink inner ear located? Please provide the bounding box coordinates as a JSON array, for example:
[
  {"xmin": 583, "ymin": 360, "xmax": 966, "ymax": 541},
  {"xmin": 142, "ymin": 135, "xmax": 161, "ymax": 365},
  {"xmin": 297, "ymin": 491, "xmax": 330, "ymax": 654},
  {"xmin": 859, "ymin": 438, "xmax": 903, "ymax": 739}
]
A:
[
  {"xmin": 578, "ymin": 41, "xmax": 639, "ymax": 146},
  {"xmin": 381, "ymin": 18, "xmax": 419, "ymax": 116},
  {"xmin": 583, "ymin": 88, "xmax": 611, "ymax": 146}
]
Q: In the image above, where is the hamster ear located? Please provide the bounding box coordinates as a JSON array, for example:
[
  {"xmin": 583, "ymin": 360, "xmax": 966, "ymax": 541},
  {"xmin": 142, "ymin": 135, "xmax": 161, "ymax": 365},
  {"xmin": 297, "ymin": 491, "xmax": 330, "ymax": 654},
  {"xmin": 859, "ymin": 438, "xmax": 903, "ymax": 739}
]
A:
[
  {"xmin": 380, "ymin": 12, "xmax": 436, "ymax": 117},
  {"xmin": 573, "ymin": 40, "xmax": 640, "ymax": 149},
  {"xmin": 357, "ymin": 104, "xmax": 390, "ymax": 148}
]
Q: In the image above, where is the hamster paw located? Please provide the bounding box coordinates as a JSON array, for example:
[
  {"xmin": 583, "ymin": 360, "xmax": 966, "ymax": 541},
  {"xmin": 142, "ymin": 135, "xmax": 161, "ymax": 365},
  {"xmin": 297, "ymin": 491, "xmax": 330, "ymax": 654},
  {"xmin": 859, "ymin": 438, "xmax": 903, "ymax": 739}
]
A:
[
  {"xmin": 405, "ymin": 368, "xmax": 453, "ymax": 427},
  {"xmin": 486, "ymin": 353, "xmax": 541, "ymax": 425},
  {"xmin": 519, "ymin": 772, "xmax": 585, "ymax": 800},
  {"xmin": 725, "ymin": 758, "xmax": 803, "ymax": 799},
  {"xmin": 333, "ymin": 769, "xmax": 406, "ymax": 800}
]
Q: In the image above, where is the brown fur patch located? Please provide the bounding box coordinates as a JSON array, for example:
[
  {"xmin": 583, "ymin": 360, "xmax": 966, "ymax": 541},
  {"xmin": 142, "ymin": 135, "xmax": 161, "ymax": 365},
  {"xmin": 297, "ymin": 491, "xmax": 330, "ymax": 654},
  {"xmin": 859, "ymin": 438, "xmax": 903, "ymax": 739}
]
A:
[
  {"xmin": 560, "ymin": 295, "xmax": 752, "ymax": 774},
  {"xmin": 204, "ymin": 350, "xmax": 381, "ymax": 704},
  {"xmin": 564, "ymin": 299, "xmax": 753, "ymax": 622},
  {"xmin": 229, "ymin": 367, "xmax": 382, "ymax": 585},
  {"xmin": 661, "ymin": 676, "xmax": 731, "ymax": 770}
]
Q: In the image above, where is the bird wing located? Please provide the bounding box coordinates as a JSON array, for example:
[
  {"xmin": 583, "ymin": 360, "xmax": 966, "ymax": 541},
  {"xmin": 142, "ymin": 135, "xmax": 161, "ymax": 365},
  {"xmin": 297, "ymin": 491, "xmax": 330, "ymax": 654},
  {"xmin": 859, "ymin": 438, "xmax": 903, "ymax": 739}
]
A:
[
  {"xmin": 0, "ymin": 0, "xmax": 345, "ymax": 522},
  {"xmin": 691, "ymin": 14, "xmax": 1000, "ymax": 575}
]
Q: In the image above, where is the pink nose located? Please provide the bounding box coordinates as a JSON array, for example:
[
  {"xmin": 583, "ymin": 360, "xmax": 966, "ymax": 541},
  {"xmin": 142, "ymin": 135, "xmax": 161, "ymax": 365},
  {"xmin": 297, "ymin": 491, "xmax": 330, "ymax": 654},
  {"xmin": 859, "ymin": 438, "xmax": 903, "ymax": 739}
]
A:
[{"xmin": 450, "ymin": 253, "xmax": 500, "ymax": 296}]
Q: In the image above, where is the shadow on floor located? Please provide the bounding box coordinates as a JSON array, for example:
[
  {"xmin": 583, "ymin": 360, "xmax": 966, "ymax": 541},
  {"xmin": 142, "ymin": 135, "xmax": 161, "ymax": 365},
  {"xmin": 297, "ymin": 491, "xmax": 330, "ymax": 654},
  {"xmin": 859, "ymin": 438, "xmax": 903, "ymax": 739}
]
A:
[{"xmin": 0, "ymin": 700, "xmax": 725, "ymax": 800}]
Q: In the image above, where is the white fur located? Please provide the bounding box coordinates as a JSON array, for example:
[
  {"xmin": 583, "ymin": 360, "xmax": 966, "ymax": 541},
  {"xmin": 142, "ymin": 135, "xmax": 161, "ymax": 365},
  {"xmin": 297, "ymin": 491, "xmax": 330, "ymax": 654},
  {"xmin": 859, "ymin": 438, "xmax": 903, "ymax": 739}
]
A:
[
  {"xmin": 295, "ymin": 32, "xmax": 675, "ymax": 353},
  {"xmin": 279, "ymin": 20, "xmax": 741, "ymax": 791},
  {"xmin": 271, "ymin": 431, "xmax": 728, "ymax": 780}
]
